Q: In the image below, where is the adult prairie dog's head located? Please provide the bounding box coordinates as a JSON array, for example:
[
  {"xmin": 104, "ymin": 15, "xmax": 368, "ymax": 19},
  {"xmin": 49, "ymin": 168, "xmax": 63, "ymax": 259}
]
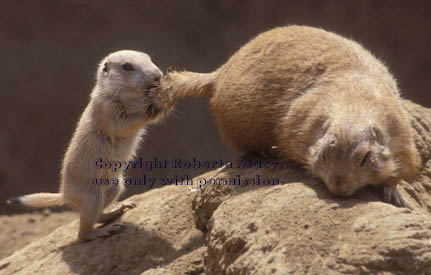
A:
[{"xmin": 308, "ymin": 125, "xmax": 399, "ymax": 196}]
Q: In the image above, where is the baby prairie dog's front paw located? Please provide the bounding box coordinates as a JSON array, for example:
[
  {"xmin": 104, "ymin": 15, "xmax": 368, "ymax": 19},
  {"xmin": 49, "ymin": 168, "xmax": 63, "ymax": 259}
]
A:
[
  {"xmin": 97, "ymin": 202, "xmax": 137, "ymax": 224},
  {"xmin": 119, "ymin": 202, "xmax": 137, "ymax": 213},
  {"xmin": 79, "ymin": 222, "xmax": 126, "ymax": 241}
]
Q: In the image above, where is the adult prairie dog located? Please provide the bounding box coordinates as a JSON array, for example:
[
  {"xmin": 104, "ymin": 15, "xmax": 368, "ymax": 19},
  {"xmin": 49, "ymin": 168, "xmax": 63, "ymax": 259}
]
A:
[
  {"xmin": 7, "ymin": 50, "xmax": 166, "ymax": 240},
  {"xmin": 159, "ymin": 26, "xmax": 421, "ymax": 206}
]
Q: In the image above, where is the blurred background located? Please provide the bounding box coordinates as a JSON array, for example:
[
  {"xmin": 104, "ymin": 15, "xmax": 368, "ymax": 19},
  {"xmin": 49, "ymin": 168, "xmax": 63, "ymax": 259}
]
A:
[{"xmin": 1, "ymin": 0, "xmax": 430, "ymax": 214}]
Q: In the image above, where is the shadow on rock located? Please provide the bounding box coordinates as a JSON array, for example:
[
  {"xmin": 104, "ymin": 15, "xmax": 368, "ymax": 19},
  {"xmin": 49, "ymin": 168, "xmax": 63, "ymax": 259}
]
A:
[
  {"xmin": 58, "ymin": 222, "xmax": 204, "ymax": 275},
  {"xmin": 59, "ymin": 223, "xmax": 203, "ymax": 275}
]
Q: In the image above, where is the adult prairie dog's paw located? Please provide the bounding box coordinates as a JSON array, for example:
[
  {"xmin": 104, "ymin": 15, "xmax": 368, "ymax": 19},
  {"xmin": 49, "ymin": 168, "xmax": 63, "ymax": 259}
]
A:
[{"xmin": 383, "ymin": 183, "xmax": 406, "ymax": 208}]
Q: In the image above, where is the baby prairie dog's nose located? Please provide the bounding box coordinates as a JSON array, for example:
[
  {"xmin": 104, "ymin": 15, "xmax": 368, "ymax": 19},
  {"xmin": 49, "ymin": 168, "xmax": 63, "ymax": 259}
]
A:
[
  {"xmin": 153, "ymin": 73, "xmax": 161, "ymax": 83},
  {"xmin": 154, "ymin": 69, "xmax": 163, "ymax": 82},
  {"xmin": 145, "ymin": 69, "xmax": 163, "ymax": 90},
  {"xmin": 148, "ymin": 69, "xmax": 162, "ymax": 88}
]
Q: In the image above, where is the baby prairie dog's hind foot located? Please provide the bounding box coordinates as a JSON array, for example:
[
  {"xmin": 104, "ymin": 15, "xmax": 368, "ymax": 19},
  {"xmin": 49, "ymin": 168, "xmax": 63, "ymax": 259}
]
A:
[
  {"xmin": 79, "ymin": 201, "xmax": 136, "ymax": 241},
  {"xmin": 97, "ymin": 202, "xmax": 137, "ymax": 224},
  {"xmin": 383, "ymin": 184, "xmax": 406, "ymax": 208},
  {"xmin": 79, "ymin": 222, "xmax": 126, "ymax": 241}
]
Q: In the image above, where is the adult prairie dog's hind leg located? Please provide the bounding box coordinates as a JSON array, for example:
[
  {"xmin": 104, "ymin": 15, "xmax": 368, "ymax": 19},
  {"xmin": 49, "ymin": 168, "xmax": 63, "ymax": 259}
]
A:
[{"xmin": 259, "ymin": 146, "xmax": 283, "ymax": 159}]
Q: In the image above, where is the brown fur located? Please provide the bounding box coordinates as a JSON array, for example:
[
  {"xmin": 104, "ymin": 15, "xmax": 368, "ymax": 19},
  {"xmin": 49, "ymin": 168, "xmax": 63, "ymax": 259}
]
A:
[
  {"xmin": 7, "ymin": 50, "xmax": 168, "ymax": 240},
  {"xmin": 159, "ymin": 26, "xmax": 421, "ymax": 205}
]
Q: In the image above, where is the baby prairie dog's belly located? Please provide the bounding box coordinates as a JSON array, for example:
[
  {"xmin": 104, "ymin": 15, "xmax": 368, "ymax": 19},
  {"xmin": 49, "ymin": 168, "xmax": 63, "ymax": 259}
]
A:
[
  {"xmin": 109, "ymin": 130, "xmax": 144, "ymax": 162},
  {"xmin": 61, "ymin": 128, "xmax": 142, "ymax": 188}
]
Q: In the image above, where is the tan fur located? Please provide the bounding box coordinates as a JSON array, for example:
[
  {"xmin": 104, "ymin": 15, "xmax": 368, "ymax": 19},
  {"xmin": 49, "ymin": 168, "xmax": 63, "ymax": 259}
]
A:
[
  {"xmin": 8, "ymin": 50, "xmax": 167, "ymax": 240},
  {"xmin": 159, "ymin": 26, "xmax": 421, "ymax": 204}
]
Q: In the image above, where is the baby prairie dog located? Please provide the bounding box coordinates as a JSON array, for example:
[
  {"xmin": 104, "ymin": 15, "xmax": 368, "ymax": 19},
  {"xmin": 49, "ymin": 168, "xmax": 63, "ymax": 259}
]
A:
[
  {"xmin": 159, "ymin": 26, "xmax": 421, "ymax": 206},
  {"xmin": 7, "ymin": 50, "xmax": 166, "ymax": 240}
]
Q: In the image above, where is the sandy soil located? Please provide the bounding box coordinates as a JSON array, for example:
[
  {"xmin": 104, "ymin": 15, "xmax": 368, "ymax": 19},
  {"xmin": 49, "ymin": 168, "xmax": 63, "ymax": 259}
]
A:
[{"xmin": 0, "ymin": 210, "xmax": 77, "ymax": 260}]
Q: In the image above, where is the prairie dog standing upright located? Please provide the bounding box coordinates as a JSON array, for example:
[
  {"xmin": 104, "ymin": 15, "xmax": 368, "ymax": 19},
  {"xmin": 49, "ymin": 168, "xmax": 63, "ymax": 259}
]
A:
[
  {"xmin": 159, "ymin": 26, "xmax": 421, "ymax": 206},
  {"xmin": 8, "ymin": 50, "xmax": 166, "ymax": 240}
]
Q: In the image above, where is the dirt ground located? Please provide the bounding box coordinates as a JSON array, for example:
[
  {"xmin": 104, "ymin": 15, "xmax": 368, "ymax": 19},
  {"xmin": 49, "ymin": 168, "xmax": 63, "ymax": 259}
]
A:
[{"xmin": 0, "ymin": 210, "xmax": 77, "ymax": 260}]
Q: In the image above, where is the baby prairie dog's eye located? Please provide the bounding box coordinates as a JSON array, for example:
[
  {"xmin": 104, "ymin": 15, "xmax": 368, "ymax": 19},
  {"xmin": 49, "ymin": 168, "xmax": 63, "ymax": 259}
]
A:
[
  {"xmin": 122, "ymin": 63, "xmax": 135, "ymax": 72},
  {"xmin": 102, "ymin": 62, "xmax": 109, "ymax": 73}
]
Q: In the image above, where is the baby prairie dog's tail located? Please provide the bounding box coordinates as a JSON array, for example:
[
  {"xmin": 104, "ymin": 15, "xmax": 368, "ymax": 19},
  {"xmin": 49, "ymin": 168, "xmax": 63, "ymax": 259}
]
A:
[
  {"xmin": 162, "ymin": 70, "xmax": 217, "ymax": 99},
  {"xmin": 6, "ymin": 193, "xmax": 64, "ymax": 208}
]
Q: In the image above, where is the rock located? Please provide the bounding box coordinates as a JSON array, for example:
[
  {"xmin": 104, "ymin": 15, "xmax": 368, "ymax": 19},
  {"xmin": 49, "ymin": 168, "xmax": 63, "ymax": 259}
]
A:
[
  {"xmin": 1, "ymin": 100, "xmax": 431, "ymax": 275},
  {"xmin": 193, "ymin": 165, "xmax": 431, "ymax": 274},
  {"xmin": 191, "ymin": 99, "xmax": 431, "ymax": 274},
  {"xmin": 401, "ymin": 100, "xmax": 431, "ymax": 214},
  {"xmin": 0, "ymin": 211, "xmax": 76, "ymax": 260},
  {"xmin": 0, "ymin": 186, "xmax": 205, "ymax": 275}
]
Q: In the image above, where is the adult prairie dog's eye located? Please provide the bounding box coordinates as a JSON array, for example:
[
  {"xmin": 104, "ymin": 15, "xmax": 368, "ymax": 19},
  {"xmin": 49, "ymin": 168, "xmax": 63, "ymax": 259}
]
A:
[
  {"xmin": 360, "ymin": 151, "xmax": 371, "ymax": 167},
  {"xmin": 321, "ymin": 152, "xmax": 326, "ymax": 161},
  {"xmin": 122, "ymin": 63, "xmax": 134, "ymax": 71}
]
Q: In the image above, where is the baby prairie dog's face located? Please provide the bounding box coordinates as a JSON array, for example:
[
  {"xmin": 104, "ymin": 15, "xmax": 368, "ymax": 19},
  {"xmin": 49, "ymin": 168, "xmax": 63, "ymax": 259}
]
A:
[
  {"xmin": 98, "ymin": 50, "xmax": 162, "ymax": 93},
  {"xmin": 96, "ymin": 50, "xmax": 165, "ymax": 117},
  {"xmin": 308, "ymin": 127, "xmax": 399, "ymax": 196}
]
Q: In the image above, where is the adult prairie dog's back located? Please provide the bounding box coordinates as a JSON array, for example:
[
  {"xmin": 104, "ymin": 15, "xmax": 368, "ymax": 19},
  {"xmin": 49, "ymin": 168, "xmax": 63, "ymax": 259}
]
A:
[
  {"xmin": 159, "ymin": 25, "xmax": 421, "ymax": 203},
  {"xmin": 161, "ymin": 26, "xmax": 399, "ymax": 151}
]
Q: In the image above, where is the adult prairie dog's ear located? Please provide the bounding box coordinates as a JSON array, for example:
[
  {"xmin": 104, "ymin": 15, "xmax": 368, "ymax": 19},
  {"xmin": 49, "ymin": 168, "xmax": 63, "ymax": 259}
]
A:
[
  {"xmin": 308, "ymin": 132, "xmax": 337, "ymax": 161},
  {"xmin": 370, "ymin": 126, "xmax": 384, "ymax": 143},
  {"xmin": 319, "ymin": 132, "xmax": 337, "ymax": 150},
  {"xmin": 328, "ymin": 134, "xmax": 337, "ymax": 148}
]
